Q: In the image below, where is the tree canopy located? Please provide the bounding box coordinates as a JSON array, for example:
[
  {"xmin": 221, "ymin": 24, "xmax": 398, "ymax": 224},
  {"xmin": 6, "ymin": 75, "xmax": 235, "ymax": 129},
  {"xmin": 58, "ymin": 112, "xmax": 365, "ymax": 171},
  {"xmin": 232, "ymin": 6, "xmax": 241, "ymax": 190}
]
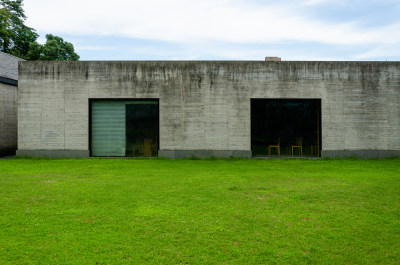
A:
[
  {"xmin": 26, "ymin": 34, "xmax": 80, "ymax": 61},
  {"xmin": 0, "ymin": 0, "xmax": 79, "ymax": 60}
]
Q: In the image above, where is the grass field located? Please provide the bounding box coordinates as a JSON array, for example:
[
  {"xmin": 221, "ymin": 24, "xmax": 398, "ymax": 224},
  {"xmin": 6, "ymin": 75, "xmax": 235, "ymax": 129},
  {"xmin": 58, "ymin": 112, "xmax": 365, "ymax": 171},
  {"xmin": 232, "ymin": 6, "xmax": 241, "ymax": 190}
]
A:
[{"xmin": 0, "ymin": 158, "xmax": 399, "ymax": 264}]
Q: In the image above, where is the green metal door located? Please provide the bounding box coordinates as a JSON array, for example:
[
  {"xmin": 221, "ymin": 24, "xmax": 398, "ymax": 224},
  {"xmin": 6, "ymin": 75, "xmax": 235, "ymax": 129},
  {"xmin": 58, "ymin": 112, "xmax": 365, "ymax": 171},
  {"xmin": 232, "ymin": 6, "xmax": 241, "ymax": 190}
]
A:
[{"xmin": 91, "ymin": 101, "xmax": 126, "ymax": 156}]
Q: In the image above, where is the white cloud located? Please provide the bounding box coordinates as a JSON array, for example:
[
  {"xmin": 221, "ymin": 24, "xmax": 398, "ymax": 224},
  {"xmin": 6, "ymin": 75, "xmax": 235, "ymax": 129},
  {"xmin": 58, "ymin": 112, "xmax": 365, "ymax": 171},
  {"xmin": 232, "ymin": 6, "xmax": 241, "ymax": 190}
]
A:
[
  {"xmin": 353, "ymin": 44, "xmax": 400, "ymax": 60},
  {"xmin": 302, "ymin": 0, "xmax": 332, "ymax": 6},
  {"xmin": 36, "ymin": 36, "xmax": 46, "ymax": 45},
  {"xmin": 23, "ymin": 0, "xmax": 400, "ymax": 57},
  {"xmin": 75, "ymin": 46, "xmax": 117, "ymax": 51}
]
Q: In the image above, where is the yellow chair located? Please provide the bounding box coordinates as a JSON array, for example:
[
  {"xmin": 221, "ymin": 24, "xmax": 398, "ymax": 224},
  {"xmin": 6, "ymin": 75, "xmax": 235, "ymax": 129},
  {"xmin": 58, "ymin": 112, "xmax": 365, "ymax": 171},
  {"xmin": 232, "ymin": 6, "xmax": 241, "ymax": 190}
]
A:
[
  {"xmin": 309, "ymin": 144, "xmax": 318, "ymax": 157},
  {"xmin": 291, "ymin": 137, "xmax": 303, "ymax": 156},
  {"xmin": 143, "ymin": 139, "xmax": 153, "ymax": 157},
  {"xmin": 268, "ymin": 138, "xmax": 280, "ymax": 156}
]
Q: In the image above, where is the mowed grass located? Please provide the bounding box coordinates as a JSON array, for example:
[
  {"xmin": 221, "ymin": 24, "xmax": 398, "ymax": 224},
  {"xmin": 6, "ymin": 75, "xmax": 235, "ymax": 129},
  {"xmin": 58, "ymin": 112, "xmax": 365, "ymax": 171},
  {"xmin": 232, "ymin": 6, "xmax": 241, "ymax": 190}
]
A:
[{"xmin": 0, "ymin": 158, "xmax": 399, "ymax": 264}]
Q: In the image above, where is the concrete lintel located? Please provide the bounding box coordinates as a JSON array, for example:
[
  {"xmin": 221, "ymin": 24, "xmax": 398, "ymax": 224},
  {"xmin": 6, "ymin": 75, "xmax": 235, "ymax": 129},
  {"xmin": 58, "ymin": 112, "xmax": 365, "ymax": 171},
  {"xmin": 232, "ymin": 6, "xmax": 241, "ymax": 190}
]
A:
[
  {"xmin": 322, "ymin": 150, "xmax": 400, "ymax": 159},
  {"xmin": 158, "ymin": 150, "xmax": 252, "ymax": 159},
  {"xmin": 16, "ymin": 150, "xmax": 90, "ymax": 158}
]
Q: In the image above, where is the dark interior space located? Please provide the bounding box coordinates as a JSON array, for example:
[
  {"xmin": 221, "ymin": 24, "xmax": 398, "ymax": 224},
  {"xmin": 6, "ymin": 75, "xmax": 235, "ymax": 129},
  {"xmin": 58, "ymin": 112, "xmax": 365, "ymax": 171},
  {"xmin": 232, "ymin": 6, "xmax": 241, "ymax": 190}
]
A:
[
  {"xmin": 251, "ymin": 99, "xmax": 321, "ymax": 157},
  {"xmin": 125, "ymin": 102, "xmax": 159, "ymax": 157}
]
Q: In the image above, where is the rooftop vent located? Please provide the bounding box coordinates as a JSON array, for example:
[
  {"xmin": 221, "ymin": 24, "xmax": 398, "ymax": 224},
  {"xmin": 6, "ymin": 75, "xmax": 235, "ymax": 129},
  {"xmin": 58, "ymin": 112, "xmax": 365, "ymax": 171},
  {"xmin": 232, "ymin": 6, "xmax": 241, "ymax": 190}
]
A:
[{"xmin": 265, "ymin": 57, "xmax": 281, "ymax": 62}]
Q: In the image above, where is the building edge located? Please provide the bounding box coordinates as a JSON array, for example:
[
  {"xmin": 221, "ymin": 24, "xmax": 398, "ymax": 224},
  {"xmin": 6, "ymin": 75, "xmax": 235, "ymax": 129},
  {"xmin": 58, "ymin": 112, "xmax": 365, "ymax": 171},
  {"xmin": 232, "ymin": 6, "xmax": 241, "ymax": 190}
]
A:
[
  {"xmin": 16, "ymin": 150, "xmax": 90, "ymax": 158},
  {"xmin": 158, "ymin": 150, "xmax": 252, "ymax": 159},
  {"xmin": 15, "ymin": 149, "xmax": 400, "ymax": 159},
  {"xmin": 321, "ymin": 150, "xmax": 400, "ymax": 159}
]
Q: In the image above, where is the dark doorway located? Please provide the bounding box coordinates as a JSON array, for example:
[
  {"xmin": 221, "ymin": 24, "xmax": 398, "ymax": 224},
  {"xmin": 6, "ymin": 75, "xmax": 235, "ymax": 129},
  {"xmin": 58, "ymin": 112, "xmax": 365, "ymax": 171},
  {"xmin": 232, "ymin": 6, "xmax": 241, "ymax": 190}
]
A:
[
  {"xmin": 125, "ymin": 103, "xmax": 159, "ymax": 157},
  {"xmin": 251, "ymin": 99, "xmax": 321, "ymax": 157},
  {"xmin": 90, "ymin": 100, "xmax": 159, "ymax": 157}
]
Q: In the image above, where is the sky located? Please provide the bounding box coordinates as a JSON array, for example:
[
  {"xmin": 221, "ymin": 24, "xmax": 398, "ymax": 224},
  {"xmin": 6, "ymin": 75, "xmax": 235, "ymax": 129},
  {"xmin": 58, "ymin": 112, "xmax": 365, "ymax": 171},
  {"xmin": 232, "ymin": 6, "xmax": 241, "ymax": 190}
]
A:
[{"xmin": 23, "ymin": 0, "xmax": 400, "ymax": 61}]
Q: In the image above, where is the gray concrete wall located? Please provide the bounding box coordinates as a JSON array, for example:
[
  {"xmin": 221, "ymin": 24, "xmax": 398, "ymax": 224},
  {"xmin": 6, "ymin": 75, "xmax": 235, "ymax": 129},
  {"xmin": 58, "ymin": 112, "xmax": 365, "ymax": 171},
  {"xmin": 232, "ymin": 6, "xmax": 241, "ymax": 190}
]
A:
[
  {"xmin": 0, "ymin": 82, "xmax": 17, "ymax": 156},
  {"xmin": 17, "ymin": 61, "xmax": 400, "ymax": 158}
]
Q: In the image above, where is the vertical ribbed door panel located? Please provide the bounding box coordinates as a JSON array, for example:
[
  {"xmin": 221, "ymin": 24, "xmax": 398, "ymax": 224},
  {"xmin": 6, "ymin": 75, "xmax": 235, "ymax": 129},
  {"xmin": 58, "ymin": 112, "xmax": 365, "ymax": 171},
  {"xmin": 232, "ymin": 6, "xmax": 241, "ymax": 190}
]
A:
[{"xmin": 91, "ymin": 101, "xmax": 126, "ymax": 156}]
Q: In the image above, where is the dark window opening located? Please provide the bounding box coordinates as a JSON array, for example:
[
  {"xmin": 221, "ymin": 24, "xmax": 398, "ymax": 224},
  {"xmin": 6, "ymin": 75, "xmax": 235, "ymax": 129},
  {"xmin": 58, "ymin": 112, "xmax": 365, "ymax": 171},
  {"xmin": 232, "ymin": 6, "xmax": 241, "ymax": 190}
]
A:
[
  {"xmin": 125, "ymin": 103, "xmax": 159, "ymax": 157},
  {"xmin": 251, "ymin": 99, "xmax": 321, "ymax": 157},
  {"xmin": 90, "ymin": 99, "xmax": 159, "ymax": 157}
]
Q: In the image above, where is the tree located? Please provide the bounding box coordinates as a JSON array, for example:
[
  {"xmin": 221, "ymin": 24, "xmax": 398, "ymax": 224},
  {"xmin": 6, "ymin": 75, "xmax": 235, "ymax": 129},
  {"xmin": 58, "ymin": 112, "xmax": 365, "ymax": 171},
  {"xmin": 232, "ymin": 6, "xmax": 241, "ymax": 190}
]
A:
[
  {"xmin": 0, "ymin": 0, "xmax": 79, "ymax": 60},
  {"xmin": 26, "ymin": 34, "xmax": 80, "ymax": 61},
  {"xmin": 0, "ymin": 0, "xmax": 38, "ymax": 57}
]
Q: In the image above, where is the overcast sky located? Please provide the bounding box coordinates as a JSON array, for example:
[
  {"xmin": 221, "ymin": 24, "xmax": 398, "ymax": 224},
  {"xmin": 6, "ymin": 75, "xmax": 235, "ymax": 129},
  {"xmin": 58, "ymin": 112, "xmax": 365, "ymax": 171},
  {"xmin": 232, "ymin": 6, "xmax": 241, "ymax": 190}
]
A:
[{"xmin": 24, "ymin": 0, "xmax": 400, "ymax": 61}]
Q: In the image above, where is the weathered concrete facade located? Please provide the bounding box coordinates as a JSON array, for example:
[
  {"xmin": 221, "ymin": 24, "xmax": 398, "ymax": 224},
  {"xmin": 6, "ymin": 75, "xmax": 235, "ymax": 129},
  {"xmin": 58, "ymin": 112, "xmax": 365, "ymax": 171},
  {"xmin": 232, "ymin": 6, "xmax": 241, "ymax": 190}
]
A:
[
  {"xmin": 0, "ymin": 52, "xmax": 23, "ymax": 156},
  {"xmin": 0, "ymin": 82, "xmax": 18, "ymax": 156},
  {"xmin": 17, "ymin": 61, "xmax": 400, "ymax": 158}
]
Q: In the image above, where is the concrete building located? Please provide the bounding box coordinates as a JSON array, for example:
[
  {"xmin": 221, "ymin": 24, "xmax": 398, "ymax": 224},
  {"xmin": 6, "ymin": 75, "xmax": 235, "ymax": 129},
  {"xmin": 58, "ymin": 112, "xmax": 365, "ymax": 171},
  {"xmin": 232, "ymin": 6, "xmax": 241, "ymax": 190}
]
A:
[
  {"xmin": 0, "ymin": 52, "xmax": 24, "ymax": 156},
  {"xmin": 16, "ymin": 60, "xmax": 400, "ymax": 158}
]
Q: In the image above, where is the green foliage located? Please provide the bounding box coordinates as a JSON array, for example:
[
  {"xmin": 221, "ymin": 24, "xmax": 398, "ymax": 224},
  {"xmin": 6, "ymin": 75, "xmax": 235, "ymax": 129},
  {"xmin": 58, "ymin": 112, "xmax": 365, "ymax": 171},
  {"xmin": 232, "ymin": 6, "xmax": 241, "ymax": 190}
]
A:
[
  {"xmin": 40, "ymin": 34, "xmax": 79, "ymax": 60},
  {"xmin": 26, "ymin": 34, "xmax": 80, "ymax": 61},
  {"xmin": 0, "ymin": 158, "xmax": 399, "ymax": 264},
  {"xmin": 0, "ymin": 0, "xmax": 79, "ymax": 60},
  {"xmin": 0, "ymin": 0, "xmax": 38, "ymax": 57},
  {"xmin": 24, "ymin": 39, "xmax": 40, "ymax": 59}
]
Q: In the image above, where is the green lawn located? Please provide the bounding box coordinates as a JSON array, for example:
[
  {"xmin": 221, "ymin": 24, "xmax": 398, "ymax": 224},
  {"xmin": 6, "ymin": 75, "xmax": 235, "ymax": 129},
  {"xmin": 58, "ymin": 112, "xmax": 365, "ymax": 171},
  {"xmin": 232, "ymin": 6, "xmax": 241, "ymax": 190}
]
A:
[{"xmin": 0, "ymin": 158, "xmax": 399, "ymax": 264}]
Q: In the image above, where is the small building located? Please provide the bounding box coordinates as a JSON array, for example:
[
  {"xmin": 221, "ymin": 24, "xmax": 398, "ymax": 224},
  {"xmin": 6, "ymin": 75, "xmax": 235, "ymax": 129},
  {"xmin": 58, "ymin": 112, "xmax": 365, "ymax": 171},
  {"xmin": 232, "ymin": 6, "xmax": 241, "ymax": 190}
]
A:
[
  {"xmin": 16, "ymin": 60, "xmax": 400, "ymax": 158},
  {"xmin": 0, "ymin": 52, "xmax": 23, "ymax": 156}
]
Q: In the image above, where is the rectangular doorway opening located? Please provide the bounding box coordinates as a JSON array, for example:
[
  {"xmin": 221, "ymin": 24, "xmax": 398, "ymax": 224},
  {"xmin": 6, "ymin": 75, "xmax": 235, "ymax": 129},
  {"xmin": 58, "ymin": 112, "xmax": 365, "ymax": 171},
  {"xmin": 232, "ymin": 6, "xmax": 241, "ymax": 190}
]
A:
[
  {"xmin": 251, "ymin": 99, "xmax": 321, "ymax": 157},
  {"xmin": 90, "ymin": 99, "xmax": 159, "ymax": 157}
]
